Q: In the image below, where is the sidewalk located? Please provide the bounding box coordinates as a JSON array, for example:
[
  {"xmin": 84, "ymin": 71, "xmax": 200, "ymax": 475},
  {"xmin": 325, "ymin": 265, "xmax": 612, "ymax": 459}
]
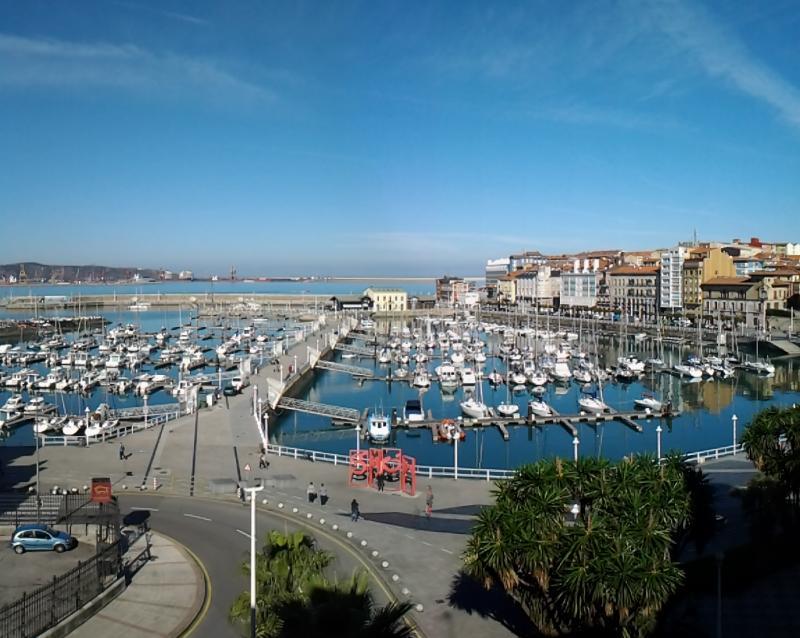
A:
[{"xmin": 70, "ymin": 532, "xmax": 205, "ymax": 638}]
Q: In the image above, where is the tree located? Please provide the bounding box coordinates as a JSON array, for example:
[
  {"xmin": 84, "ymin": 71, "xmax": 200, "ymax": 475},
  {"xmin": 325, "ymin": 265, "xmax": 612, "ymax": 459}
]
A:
[
  {"xmin": 276, "ymin": 572, "xmax": 414, "ymax": 638},
  {"xmin": 230, "ymin": 530, "xmax": 413, "ymax": 638},
  {"xmin": 741, "ymin": 405, "xmax": 800, "ymax": 503},
  {"xmin": 463, "ymin": 456, "xmax": 695, "ymax": 637},
  {"xmin": 229, "ymin": 530, "xmax": 334, "ymax": 637}
]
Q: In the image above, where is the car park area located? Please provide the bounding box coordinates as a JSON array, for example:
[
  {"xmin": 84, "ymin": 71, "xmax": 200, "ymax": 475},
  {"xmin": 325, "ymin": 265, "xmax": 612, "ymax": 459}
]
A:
[{"xmin": 0, "ymin": 529, "xmax": 97, "ymax": 608}]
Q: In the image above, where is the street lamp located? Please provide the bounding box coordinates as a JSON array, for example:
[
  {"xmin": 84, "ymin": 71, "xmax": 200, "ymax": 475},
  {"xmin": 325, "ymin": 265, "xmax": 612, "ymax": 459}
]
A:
[
  {"xmin": 656, "ymin": 424, "xmax": 663, "ymax": 460},
  {"xmin": 572, "ymin": 436, "xmax": 579, "ymax": 462},
  {"xmin": 244, "ymin": 480, "xmax": 265, "ymax": 638},
  {"xmin": 355, "ymin": 423, "xmax": 361, "ymax": 454},
  {"xmin": 731, "ymin": 414, "xmax": 738, "ymax": 454}
]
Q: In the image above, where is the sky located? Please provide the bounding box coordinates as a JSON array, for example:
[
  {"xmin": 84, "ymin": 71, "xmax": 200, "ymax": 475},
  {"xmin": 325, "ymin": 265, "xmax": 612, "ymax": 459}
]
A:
[{"xmin": 0, "ymin": 1, "xmax": 799, "ymax": 277}]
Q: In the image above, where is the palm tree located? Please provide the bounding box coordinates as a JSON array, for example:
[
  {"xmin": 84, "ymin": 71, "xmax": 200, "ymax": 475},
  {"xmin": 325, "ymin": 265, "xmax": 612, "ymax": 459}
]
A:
[
  {"xmin": 276, "ymin": 573, "xmax": 415, "ymax": 638},
  {"xmin": 229, "ymin": 530, "xmax": 334, "ymax": 637},
  {"xmin": 463, "ymin": 455, "xmax": 691, "ymax": 636}
]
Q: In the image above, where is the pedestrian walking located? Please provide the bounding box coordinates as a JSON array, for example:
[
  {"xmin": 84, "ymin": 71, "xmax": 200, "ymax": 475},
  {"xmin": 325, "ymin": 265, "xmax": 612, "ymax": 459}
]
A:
[
  {"xmin": 119, "ymin": 444, "xmax": 125, "ymax": 461},
  {"xmin": 376, "ymin": 472, "xmax": 385, "ymax": 492},
  {"xmin": 350, "ymin": 498, "xmax": 360, "ymax": 522},
  {"xmin": 237, "ymin": 485, "xmax": 245, "ymax": 502},
  {"xmin": 319, "ymin": 483, "xmax": 328, "ymax": 506},
  {"xmin": 425, "ymin": 485, "xmax": 434, "ymax": 518},
  {"xmin": 258, "ymin": 453, "xmax": 268, "ymax": 469},
  {"xmin": 307, "ymin": 481, "xmax": 317, "ymax": 503}
]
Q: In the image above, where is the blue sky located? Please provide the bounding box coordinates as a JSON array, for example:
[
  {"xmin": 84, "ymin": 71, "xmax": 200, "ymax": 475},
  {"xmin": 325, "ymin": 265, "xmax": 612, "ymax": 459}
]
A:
[{"xmin": 0, "ymin": 0, "xmax": 798, "ymax": 276}]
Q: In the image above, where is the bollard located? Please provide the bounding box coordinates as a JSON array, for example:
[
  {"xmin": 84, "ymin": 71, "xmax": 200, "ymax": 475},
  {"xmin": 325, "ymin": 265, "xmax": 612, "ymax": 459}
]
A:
[{"xmin": 152, "ymin": 476, "xmax": 158, "ymax": 491}]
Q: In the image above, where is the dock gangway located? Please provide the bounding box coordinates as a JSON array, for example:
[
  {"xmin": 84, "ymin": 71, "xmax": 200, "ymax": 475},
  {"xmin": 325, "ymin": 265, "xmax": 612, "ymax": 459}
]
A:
[
  {"xmin": 274, "ymin": 397, "xmax": 362, "ymax": 423},
  {"xmin": 109, "ymin": 403, "xmax": 182, "ymax": 420},
  {"xmin": 314, "ymin": 360, "xmax": 374, "ymax": 378},
  {"xmin": 333, "ymin": 343, "xmax": 375, "ymax": 357}
]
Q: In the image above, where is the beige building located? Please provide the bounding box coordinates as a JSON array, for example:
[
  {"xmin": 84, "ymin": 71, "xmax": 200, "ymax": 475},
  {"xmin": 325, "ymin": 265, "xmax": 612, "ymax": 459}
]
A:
[
  {"xmin": 496, "ymin": 276, "xmax": 517, "ymax": 305},
  {"xmin": 608, "ymin": 266, "xmax": 660, "ymax": 320},
  {"xmin": 364, "ymin": 287, "xmax": 408, "ymax": 312},
  {"xmin": 682, "ymin": 248, "xmax": 736, "ymax": 315}
]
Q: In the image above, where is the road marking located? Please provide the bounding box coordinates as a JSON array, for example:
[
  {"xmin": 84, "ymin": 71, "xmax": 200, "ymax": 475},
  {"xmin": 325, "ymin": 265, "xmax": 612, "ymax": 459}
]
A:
[
  {"xmin": 404, "ymin": 534, "xmax": 415, "ymax": 540},
  {"xmin": 441, "ymin": 548, "xmax": 454, "ymax": 554},
  {"xmin": 130, "ymin": 507, "xmax": 158, "ymax": 511},
  {"xmin": 235, "ymin": 529, "xmax": 252, "ymax": 539},
  {"xmin": 184, "ymin": 513, "xmax": 212, "ymax": 522},
  {"xmin": 421, "ymin": 540, "xmax": 432, "ymax": 547}
]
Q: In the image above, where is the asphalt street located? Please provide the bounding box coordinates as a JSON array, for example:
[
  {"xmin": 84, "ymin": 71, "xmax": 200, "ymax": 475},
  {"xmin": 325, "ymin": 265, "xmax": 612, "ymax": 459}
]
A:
[{"xmin": 118, "ymin": 493, "xmax": 392, "ymax": 638}]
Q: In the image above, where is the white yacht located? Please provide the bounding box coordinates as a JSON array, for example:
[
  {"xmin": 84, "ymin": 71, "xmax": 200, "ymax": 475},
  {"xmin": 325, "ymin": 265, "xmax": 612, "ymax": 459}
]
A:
[
  {"xmin": 367, "ymin": 412, "xmax": 391, "ymax": 443},
  {"xmin": 528, "ymin": 399, "xmax": 554, "ymax": 418},
  {"xmin": 23, "ymin": 397, "xmax": 47, "ymax": 414},
  {"xmin": 2, "ymin": 394, "xmax": 25, "ymax": 411},
  {"xmin": 578, "ymin": 394, "xmax": 609, "ymax": 414},
  {"xmin": 436, "ymin": 364, "xmax": 459, "ymax": 390},
  {"xmin": 460, "ymin": 368, "xmax": 477, "ymax": 385},
  {"xmin": 412, "ymin": 368, "xmax": 431, "ymax": 389},
  {"xmin": 634, "ymin": 394, "xmax": 662, "ymax": 411}
]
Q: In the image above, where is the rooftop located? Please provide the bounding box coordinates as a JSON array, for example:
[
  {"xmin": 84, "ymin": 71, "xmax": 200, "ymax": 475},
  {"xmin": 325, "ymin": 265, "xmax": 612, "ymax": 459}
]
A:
[
  {"xmin": 701, "ymin": 277, "xmax": 751, "ymax": 287},
  {"xmin": 608, "ymin": 266, "xmax": 659, "ymax": 276}
]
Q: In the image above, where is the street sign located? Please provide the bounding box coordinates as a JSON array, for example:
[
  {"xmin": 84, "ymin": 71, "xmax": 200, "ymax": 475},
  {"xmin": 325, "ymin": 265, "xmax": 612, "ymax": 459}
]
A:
[
  {"xmin": 91, "ymin": 477, "xmax": 112, "ymax": 503},
  {"xmin": 244, "ymin": 463, "xmax": 251, "ymax": 472}
]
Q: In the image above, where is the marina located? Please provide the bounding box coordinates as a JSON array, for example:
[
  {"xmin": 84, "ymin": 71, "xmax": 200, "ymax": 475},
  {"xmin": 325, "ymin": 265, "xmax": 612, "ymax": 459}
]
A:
[{"xmin": 1, "ymin": 285, "xmax": 799, "ymax": 472}]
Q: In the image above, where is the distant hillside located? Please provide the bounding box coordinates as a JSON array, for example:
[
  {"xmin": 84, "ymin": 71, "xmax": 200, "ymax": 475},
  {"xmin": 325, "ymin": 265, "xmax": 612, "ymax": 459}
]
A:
[{"xmin": 0, "ymin": 262, "xmax": 161, "ymax": 283}]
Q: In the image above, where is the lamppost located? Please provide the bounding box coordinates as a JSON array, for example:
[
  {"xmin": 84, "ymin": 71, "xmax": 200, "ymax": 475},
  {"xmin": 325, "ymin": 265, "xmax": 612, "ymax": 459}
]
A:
[
  {"xmin": 257, "ymin": 397, "xmax": 265, "ymax": 444},
  {"xmin": 731, "ymin": 414, "xmax": 738, "ymax": 454},
  {"xmin": 244, "ymin": 480, "xmax": 265, "ymax": 638},
  {"xmin": 454, "ymin": 429, "xmax": 459, "ymax": 480},
  {"xmin": 355, "ymin": 423, "xmax": 361, "ymax": 454},
  {"xmin": 572, "ymin": 436, "xmax": 579, "ymax": 462},
  {"xmin": 656, "ymin": 424, "xmax": 663, "ymax": 460},
  {"xmin": 293, "ymin": 354, "xmax": 298, "ymax": 377}
]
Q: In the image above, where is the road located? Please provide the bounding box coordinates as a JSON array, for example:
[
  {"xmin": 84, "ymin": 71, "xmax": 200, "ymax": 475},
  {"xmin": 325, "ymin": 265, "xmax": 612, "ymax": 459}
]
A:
[{"xmin": 117, "ymin": 493, "xmax": 393, "ymax": 638}]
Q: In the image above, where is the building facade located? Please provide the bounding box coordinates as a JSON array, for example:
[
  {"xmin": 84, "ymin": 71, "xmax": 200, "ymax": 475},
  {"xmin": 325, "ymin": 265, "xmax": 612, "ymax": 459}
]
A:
[
  {"xmin": 515, "ymin": 266, "xmax": 557, "ymax": 308},
  {"xmin": 682, "ymin": 248, "xmax": 736, "ymax": 315},
  {"xmin": 560, "ymin": 271, "xmax": 599, "ymax": 309},
  {"xmin": 660, "ymin": 246, "xmax": 689, "ymax": 311},
  {"xmin": 435, "ymin": 276, "xmax": 473, "ymax": 306},
  {"xmin": 608, "ymin": 266, "xmax": 660, "ymax": 320},
  {"xmin": 363, "ymin": 288, "xmax": 408, "ymax": 312}
]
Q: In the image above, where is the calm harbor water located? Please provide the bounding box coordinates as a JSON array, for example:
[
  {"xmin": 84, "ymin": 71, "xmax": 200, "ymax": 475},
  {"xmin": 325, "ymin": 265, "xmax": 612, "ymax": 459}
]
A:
[
  {"xmin": 271, "ymin": 327, "xmax": 800, "ymax": 469},
  {"xmin": 2, "ymin": 306, "xmax": 799, "ymax": 471}
]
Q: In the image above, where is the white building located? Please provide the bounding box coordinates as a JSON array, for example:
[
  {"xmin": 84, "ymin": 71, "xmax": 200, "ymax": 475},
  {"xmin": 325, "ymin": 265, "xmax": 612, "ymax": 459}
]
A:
[
  {"xmin": 178, "ymin": 270, "xmax": 194, "ymax": 280},
  {"xmin": 660, "ymin": 246, "xmax": 690, "ymax": 311},
  {"xmin": 560, "ymin": 260, "xmax": 599, "ymax": 309},
  {"xmin": 516, "ymin": 266, "xmax": 557, "ymax": 308}
]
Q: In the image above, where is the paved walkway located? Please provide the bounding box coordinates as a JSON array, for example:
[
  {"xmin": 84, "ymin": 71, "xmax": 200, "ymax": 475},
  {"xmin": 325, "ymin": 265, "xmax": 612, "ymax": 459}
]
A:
[{"xmin": 71, "ymin": 532, "xmax": 205, "ymax": 638}]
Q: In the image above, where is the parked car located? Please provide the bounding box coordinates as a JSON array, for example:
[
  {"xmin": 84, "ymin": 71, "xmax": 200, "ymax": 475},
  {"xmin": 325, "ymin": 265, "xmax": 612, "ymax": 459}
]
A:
[
  {"xmin": 10, "ymin": 524, "xmax": 77, "ymax": 554},
  {"xmin": 222, "ymin": 385, "xmax": 239, "ymax": 396}
]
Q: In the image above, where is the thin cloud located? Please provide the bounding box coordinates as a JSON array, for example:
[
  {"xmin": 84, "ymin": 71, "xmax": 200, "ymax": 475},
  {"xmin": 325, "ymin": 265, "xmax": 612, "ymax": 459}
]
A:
[
  {"xmin": 645, "ymin": 0, "xmax": 800, "ymax": 130},
  {"xmin": 0, "ymin": 33, "xmax": 272, "ymax": 103},
  {"xmin": 111, "ymin": 1, "xmax": 210, "ymax": 26}
]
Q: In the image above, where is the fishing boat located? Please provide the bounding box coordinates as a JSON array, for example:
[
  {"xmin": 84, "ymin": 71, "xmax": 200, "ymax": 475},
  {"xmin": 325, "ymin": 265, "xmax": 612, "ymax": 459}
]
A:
[{"xmin": 367, "ymin": 411, "xmax": 391, "ymax": 443}]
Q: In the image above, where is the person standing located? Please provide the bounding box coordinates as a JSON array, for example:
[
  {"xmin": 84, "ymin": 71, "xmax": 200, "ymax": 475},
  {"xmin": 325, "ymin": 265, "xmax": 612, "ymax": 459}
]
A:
[
  {"xmin": 376, "ymin": 472, "xmax": 385, "ymax": 492},
  {"xmin": 319, "ymin": 483, "xmax": 328, "ymax": 507},
  {"xmin": 119, "ymin": 443, "xmax": 125, "ymax": 461},
  {"xmin": 425, "ymin": 485, "xmax": 434, "ymax": 518},
  {"xmin": 350, "ymin": 498, "xmax": 360, "ymax": 522},
  {"xmin": 307, "ymin": 481, "xmax": 317, "ymax": 503}
]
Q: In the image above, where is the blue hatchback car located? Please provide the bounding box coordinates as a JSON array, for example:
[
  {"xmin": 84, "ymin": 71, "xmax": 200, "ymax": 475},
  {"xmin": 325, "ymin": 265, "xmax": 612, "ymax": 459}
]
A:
[{"xmin": 10, "ymin": 524, "xmax": 77, "ymax": 554}]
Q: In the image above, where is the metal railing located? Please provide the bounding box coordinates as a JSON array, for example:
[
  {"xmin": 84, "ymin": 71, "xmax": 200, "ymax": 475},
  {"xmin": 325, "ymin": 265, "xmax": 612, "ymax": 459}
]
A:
[
  {"xmin": 265, "ymin": 438, "xmax": 756, "ymax": 480},
  {"xmin": 39, "ymin": 410, "xmax": 181, "ymax": 447},
  {"xmin": 0, "ymin": 540, "xmax": 123, "ymax": 638}
]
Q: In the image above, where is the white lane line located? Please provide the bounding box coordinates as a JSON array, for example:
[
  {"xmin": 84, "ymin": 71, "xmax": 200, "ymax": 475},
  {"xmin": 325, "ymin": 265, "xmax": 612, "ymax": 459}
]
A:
[
  {"xmin": 441, "ymin": 548, "xmax": 454, "ymax": 555},
  {"xmin": 404, "ymin": 534, "xmax": 415, "ymax": 540},
  {"xmin": 235, "ymin": 529, "xmax": 252, "ymax": 539},
  {"xmin": 421, "ymin": 541, "xmax": 433, "ymax": 547},
  {"xmin": 184, "ymin": 513, "xmax": 212, "ymax": 522},
  {"xmin": 130, "ymin": 507, "xmax": 158, "ymax": 511}
]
